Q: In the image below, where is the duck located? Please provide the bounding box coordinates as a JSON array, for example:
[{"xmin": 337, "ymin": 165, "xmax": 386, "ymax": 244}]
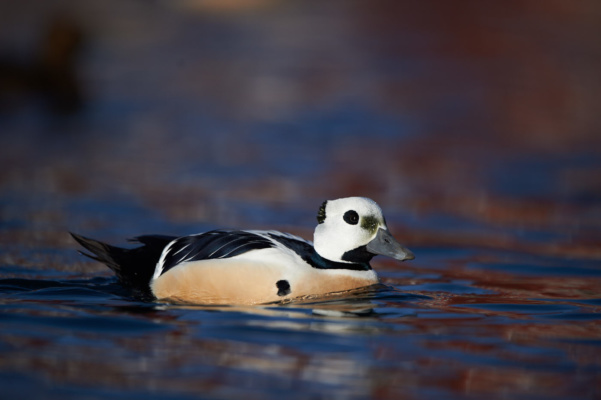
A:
[{"xmin": 71, "ymin": 197, "xmax": 414, "ymax": 305}]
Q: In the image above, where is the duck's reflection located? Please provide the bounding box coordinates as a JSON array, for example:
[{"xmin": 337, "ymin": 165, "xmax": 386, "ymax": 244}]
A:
[{"xmin": 148, "ymin": 284, "xmax": 421, "ymax": 336}]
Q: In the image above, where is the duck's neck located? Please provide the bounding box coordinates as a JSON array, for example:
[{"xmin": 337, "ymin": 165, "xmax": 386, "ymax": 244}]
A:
[
  {"xmin": 341, "ymin": 245, "xmax": 375, "ymax": 264},
  {"xmin": 308, "ymin": 250, "xmax": 372, "ymax": 271},
  {"xmin": 267, "ymin": 233, "xmax": 372, "ymax": 271}
]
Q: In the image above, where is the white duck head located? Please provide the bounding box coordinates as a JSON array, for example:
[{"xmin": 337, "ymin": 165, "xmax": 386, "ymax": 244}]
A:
[{"xmin": 313, "ymin": 197, "xmax": 415, "ymax": 264}]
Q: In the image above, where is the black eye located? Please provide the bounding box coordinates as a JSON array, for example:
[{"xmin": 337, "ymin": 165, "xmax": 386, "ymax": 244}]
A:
[{"xmin": 343, "ymin": 210, "xmax": 359, "ymax": 225}]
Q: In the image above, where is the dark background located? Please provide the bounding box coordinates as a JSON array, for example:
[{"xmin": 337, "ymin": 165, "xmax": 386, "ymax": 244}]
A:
[{"xmin": 2, "ymin": 1, "xmax": 600, "ymax": 245}]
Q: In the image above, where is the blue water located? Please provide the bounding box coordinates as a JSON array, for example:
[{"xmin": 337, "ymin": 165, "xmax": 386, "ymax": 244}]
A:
[{"xmin": 1, "ymin": 240, "xmax": 600, "ymax": 399}]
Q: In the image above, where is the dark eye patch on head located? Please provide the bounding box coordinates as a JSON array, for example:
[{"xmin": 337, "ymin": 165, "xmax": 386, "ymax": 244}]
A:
[
  {"xmin": 361, "ymin": 215, "xmax": 379, "ymax": 233},
  {"xmin": 317, "ymin": 200, "xmax": 328, "ymax": 224},
  {"xmin": 343, "ymin": 210, "xmax": 359, "ymax": 225}
]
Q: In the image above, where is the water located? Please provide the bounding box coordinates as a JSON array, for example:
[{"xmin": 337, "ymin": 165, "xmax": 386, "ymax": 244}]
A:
[
  {"xmin": 1, "ymin": 1, "xmax": 601, "ymax": 399},
  {"xmin": 1, "ymin": 261, "xmax": 600, "ymax": 399}
]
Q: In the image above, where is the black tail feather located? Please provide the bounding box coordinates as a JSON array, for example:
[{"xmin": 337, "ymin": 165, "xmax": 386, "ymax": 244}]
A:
[{"xmin": 70, "ymin": 232, "xmax": 177, "ymax": 300}]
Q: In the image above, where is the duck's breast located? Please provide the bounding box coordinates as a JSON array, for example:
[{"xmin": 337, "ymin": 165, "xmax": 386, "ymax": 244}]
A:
[
  {"xmin": 151, "ymin": 248, "xmax": 301, "ymax": 304},
  {"xmin": 150, "ymin": 248, "xmax": 379, "ymax": 305}
]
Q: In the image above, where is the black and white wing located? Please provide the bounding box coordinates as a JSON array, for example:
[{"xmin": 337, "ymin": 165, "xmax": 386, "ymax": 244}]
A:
[{"xmin": 155, "ymin": 230, "xmax": 277, "ymax": 277}]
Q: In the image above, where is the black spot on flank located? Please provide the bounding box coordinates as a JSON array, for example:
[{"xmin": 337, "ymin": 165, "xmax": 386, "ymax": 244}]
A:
[
  {"xmin": 317, "ymin": 200, "xmax": 328, "ymax": 224},
  {"xmin": 276, "ymin": 280, "xmax": 291, "ymax": 296},
  {"xmin": 343, "ymin": 210, "xmax": 359, "ymax": 225}
]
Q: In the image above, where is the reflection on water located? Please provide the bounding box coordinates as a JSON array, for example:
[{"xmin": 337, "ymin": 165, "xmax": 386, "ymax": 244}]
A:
[
  {"xmin": 1, "ymin": 247, "xmax": 600, "ymax": 399},
  {"xmin": 1, "ymin": 0, "xmax": 601, "ymax": 399}
]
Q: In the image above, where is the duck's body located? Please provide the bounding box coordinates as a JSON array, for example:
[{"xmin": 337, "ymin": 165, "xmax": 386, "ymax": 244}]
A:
[
  {"xmin": 149, "ymin": 230, "xmax": 379, "ymax": 304},
  {"xmin": 72, "ymin": 197, "xmax": 414, "ymax": 305}
]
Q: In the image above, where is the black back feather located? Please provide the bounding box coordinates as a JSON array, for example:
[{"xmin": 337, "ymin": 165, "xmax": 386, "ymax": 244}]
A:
[
  {"xmin": 70, "ymin": 232, "xmax": 176, "ymax": 299},
  {"xmin": 159, "ymin": 230, "xmax": 275, "ymax": 276}
]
